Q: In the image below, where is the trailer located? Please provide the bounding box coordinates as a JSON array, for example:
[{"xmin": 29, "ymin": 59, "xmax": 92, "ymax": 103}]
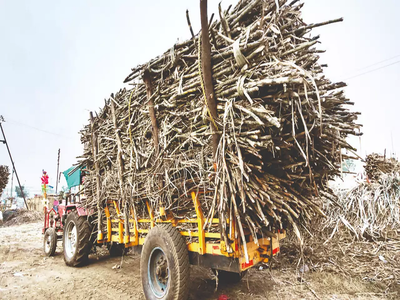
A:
[{"xmin": 43, "ymin": 174, "xmax": 285, "ymax": 299}]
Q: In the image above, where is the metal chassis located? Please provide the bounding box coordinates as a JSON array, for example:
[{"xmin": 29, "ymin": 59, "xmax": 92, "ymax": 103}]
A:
[{"xmin": 96, "ymin": 191, "xmax": 285, "ymax": 273}]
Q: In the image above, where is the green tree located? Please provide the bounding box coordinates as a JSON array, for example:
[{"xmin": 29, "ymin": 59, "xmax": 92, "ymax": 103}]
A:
[
  {"xmin": 0, "ymin": 165, "xmax": 10, "ymax": 197},
  {"xmin": 15, "ymin": 185, "xmax": 28, "ymax": 198}
]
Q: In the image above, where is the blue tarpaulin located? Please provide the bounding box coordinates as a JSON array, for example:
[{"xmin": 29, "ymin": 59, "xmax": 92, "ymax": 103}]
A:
[{"xmin": 63, "ymin": 166, "xmax": 81, "ymax": 189}]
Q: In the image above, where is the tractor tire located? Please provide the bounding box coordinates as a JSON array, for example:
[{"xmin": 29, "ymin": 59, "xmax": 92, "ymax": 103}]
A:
[
  {"xmin": 43, "ymin": 227, "xmax": 57, "ymax": 257},
  {"xmin": 141, "ymin": 224, "xmax": 190, "ymax": 300},
  {"xmin": 63, "ymin": 211, "xmax": 92, "ymax": 267},
  {"xmin": 212, "ymin": 269, "xmax": 248, "ymax": 284},
  {"xmin": 107, "ymin": 242, "xmax": 125, "ymax": 257}
]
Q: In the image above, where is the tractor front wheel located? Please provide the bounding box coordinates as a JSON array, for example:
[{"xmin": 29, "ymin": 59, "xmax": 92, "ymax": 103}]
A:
[
  {"xmin": 43, "ymin": 227, "xmax": 57, "ymax": 256},
  {"xmin": 63, "ymin": 211, "xmax": 92, "ymax": 267},
  {"xmin": 141, "ymin": 224, "xmax": 190, "ymax": 300}
]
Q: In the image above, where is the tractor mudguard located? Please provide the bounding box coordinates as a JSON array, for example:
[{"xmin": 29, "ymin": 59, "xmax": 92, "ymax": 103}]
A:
[{"xmin": 64, "ymin": 204, "xmax": 91, "ymax": 217}]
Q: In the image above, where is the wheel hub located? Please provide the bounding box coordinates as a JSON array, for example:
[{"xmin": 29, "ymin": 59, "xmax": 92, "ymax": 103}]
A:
[
  {"xmin": 69, "ymin": 231, "xmax": 76, "ymax": 247},
  {"xmin": 65, "ymin": 222, "xmax": 77, "ymax": 258},
  {"xmin": 155, "ymin": 255, "xmax": 168, "ymax": 285},
  {"xmin": 148, "ymin": 247, "xmax": 169, "ymax": 297},
  {"xmin": 45, "ymin": 235, "xmax": 51, "ymax": 252}
]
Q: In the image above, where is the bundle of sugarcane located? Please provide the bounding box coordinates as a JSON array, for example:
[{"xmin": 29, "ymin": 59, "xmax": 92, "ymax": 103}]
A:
[
  {"xmin": 78, "ymin": 0, "xmax": 361, "ymax": 248},
  {"xmin": 322, "ymin": 172, "xmax": 400, "ymax": 240},
  {"xmin": 365, "ymin": 153, "xmax": 400, "ymax": 181}
]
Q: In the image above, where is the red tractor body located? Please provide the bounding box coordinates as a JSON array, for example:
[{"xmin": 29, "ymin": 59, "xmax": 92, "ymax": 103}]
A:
[{"xmin": 43, "ymin": 203, "xmax": 91, "ymax": 234}]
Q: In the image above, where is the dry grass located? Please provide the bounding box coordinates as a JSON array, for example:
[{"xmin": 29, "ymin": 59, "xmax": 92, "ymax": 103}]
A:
[
  {"xmin": 274, "ymin": 219, "xmax": 400, "ymax": 299},
  {"xmin": 323, "ymin": 173, "xmax": 400, "ymax": 240},
  {"xmin": 2, "ymin": 209, "xmax": 42, "ymax": 226},
  {"xmin": 269, "ymin": 170, "xmax": 400, "ymax": 298}
]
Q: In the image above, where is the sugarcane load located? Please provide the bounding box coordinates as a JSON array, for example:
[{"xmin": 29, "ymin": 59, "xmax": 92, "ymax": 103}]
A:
[
  {"xmin": 81, "ymin": 1, "xmax": 359, "ymax": 244},
  {"xmin": 79, "ymin": 0, "xmax": 360, "ymax": 266}
]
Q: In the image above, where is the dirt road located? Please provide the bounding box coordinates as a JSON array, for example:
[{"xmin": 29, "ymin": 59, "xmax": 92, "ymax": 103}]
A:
[{"xmin": 0, "ymin": 222, "xmax": 390, "ymax": 300}]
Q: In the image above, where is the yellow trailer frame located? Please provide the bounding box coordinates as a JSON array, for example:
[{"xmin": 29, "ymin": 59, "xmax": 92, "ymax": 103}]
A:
[{"xmin": 96, "ymin": 192, "xmax": 285, "ymax": 273}]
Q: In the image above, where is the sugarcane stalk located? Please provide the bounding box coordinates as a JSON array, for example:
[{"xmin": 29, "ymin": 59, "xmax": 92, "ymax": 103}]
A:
[{"xmin": 200, "ymin": 0, "xmax": 220, "ymax": 158}]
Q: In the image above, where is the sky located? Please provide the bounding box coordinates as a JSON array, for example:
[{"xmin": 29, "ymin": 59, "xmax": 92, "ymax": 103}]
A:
[{"xmin": 0, "ymin": 0, "xmax": 399, "ymax": 199}]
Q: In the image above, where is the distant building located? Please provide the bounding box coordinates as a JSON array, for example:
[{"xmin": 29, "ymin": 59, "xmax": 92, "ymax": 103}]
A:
[{"xmin": 0, "ymin": 197, "xmax": 16, "ymax": 211}]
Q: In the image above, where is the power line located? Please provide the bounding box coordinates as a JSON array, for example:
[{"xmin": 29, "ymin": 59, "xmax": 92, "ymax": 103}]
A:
[
  {"xmin": 344, "ymin": 60, "xmax": 400, "ymax": 81},
  {"xmin": 6, "ymin": 117, "xmax": 75, "ymax": 139},
  {"xmin": 352, "ymin": 54, "xmax": 400, "ymax": 73}
]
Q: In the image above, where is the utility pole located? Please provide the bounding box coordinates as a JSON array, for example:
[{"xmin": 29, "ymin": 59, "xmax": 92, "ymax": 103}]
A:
[
  {"xmin": 0, "ymin": 116, "xmax": 29, "ymax": 209},
  {"xmin": 55, "ymin": 149, "xmax": 60, "ymax": 194}
]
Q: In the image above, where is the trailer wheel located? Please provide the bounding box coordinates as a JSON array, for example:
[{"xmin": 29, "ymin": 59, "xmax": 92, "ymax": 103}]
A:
[
  {"xmin": 63, "ymin": 211, "xmax": 92, "ymax": 267},
  {"xmin": 141, "ymin": 224, "xmax": 190, "ymax": 300},
  {"xmin": 213, "ymin": 269, "xmax": 248, "ymax": 284},
  {"xmin": 43, "ymin": 227, "xmax": 57, "ymax": 256},
  {"xmin": 108, "ymin": 242, "xmax": 125, "ymax": 257}
]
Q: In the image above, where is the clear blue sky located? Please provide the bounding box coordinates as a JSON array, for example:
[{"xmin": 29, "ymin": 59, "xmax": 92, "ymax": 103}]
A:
[{"xmin": 0, "ymin": 0, "xmax": 399, "ymax": 198}]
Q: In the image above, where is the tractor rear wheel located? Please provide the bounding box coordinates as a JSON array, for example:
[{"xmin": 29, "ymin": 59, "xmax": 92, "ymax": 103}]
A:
[
  {"xmin": 141, "ymin": 224, "xmax": 190, "ymax": 300},
  {"xmin": 63, "ymin": 211, "xmax": 92, "ymax": 267},
  {"xmin": 43, "ymin": 227, "xmax": 57, "ymax": 256}
]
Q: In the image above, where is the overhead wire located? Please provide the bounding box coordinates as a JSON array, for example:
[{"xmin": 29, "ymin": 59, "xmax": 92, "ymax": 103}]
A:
[
  {"xmin": 5, "ymin": 117, "xmax": 75, "ymax": 139},
  {"xmin": 352, "ymin": 54, "xmax": 400, "ymax": 72},
  {"xmin": 344, "ymin": 60, "xmax": 400, "ymax": 81}
]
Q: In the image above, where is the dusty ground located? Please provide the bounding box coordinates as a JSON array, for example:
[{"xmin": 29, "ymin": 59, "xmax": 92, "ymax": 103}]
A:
[{"xmin": 0, "ymin": 222, "xmax": 394, "ymax": 300}]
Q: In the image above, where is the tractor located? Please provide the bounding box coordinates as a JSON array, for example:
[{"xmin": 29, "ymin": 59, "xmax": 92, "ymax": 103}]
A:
[{"xmin": 42, "ymin": 166, "xmax": 93, "ymax": 264}]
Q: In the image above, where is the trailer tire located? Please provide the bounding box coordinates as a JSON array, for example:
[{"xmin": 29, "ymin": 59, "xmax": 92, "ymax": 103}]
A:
[
  {"xmin": 108, "ymin": 242, "xmax": 125, "ymax": 257},
  {"xmin": 213, "ymin": 269, "xmax": 248, "ymax": 284},
  {"xmin": 63, "ymin": 211, "xmax": 92, "ymax": 267},
  {"xmin": 141, "ymin": 224, "xmax": 190, "ymax": 300},
  {"xmin": 43, "ymin": 227, "xmax": 57, "ymax": 256}
]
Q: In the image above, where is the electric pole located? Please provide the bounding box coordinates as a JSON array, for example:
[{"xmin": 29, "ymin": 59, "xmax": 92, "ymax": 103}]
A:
[
  {"xmin": 55, "ymin": 149, "xmax": 60, "ymax": 194},
  {"xmin": 0, "ymin": 115, "xmax": 29, "ymax": 209}
]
